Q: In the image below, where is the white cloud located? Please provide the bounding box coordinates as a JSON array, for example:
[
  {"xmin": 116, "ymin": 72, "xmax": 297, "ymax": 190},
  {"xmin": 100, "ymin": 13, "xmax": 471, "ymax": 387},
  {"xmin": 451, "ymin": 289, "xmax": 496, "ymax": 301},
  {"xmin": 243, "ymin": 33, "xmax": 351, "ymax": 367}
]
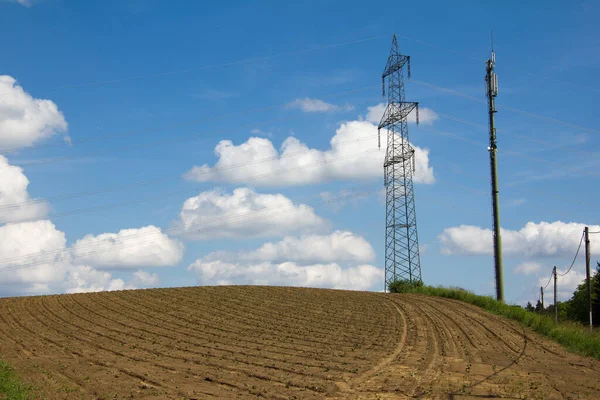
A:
[
  {"xmin": 189, "ymin": 260, "xmax": 382, "ymax": 291},
  {"xmin": 286, "ymin": 98, "xmax": 352, "ymax": 113},
  {"xmin": 0, "ymin": 220, "xmax": 68, "ymax": 285},
  {"xmin": 0, "ymin": 75, "xmax": 67, "ymax": 150},
  {"xmin": 365, "ymin": 103, "xmax": 439, "ymax": 125},
  {"xmin": 130, "ymin": 269, "xmax": 160, "ymax": 288},
  {"xmin": 65, "ymin": 265, "xmax": 134, "ymax": 294},
  {"xmin": 538, "ymin": 268, "xmax": 586, "ymax": 301},
  {"xmin": 0, "ymin": 155, "xmax": 48, "ymax": 223},
  {"xmin": 71, "ymin": 225, "xmax": 184, "ymax": 268},
  {"xmin": 188, "ymin": 229, "xmax": 382, "ymax": 291},
  {"xmin": 175, "ymin": 187, "xmax": 325, "ymax": 240},
  {"xmin": 0, "ymin": 163, "xmax": 172, "ymax": 296},
  {"xmin": 439, "ymin": 221, "xmax": 600, "ymax": 258},
  {"xmin": 0, "ymin": 220, "xmax": 130, "ymax": 295},
  {"xmin": 515, "ymin": 261, "xmax": 541, "ymax": 275},
  {"xmin": 185, "ymin": 119, "xmax": 434, "ymax": 186},
  {"xmin": 204, "ymin": 231, "xmax": 375, "ymax": 264}
]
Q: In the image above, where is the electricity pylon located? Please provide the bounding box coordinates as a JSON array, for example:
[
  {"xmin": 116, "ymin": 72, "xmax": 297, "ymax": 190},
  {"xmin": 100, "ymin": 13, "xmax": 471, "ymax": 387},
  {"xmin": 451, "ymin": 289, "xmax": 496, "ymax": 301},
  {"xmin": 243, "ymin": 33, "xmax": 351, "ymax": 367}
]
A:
[{"xmin": 378, "ymin": 34, "xmax": 422, "ymax": 291}]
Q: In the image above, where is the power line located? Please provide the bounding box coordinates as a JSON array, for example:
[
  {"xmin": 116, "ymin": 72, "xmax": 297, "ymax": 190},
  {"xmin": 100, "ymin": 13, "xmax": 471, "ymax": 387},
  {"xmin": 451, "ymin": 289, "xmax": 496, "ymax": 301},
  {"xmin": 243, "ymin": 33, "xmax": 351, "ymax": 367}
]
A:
[
  {"xmin": 1, "ymin": 84, "xmax": 379, "ymax": 155},
  {"xmin": 0, "ymin": 34, "xmax": 390, "ymax": 97},
  {"xmin": 411, "ymin": 79, "xmax": 600, "ymax": 135},
  {"xmin": 1, "ymin": 108, "xmax": 586, "ymax": 217},
  {"xmin": 0, "ymin": 150, "xmax": 383, "ymax": 266},
  {"xmin": 398, "ymin": 34, "xmax": 600, "ymax": 95},
  {"xmin": 437, "ymin": 113, "xmax": 594, "ymax": 158},
  {"xmin": 0, "ymin": 186, "xmax": 382, "ymax": 272},
  {"xmin": 543, "ymin": 272, "xmax": 554, "ymax": 290},
  {"xmin": 0, "ymin": 145, "xmax": 379, "ymax": 225},
  {"xmin": 557, "ymin": 231, "xmax": 585, "ymax": 277},
  {"xmin": 0, "ymin": 130, "xmax": 379, "ymax": 212}
]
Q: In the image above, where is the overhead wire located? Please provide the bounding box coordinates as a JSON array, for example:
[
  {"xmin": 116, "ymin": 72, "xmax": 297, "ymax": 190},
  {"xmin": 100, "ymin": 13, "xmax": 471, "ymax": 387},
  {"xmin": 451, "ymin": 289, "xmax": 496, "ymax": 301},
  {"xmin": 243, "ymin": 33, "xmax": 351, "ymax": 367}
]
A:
[
  {"xmin": 0, "ymin": 125, "xmax": 381, "ymax": 212},
  {"xmin": 0, "ymin": 149, "xmax": 382, "ymax": 265},
  {"xmin": 0, "ymin": 186, "xmax": 382, "ymax": 272},
  {"xmin": 411, "ymin": 79, "xmax": 600, "ymax": 135},
  {"xmin": 0, "ymin": 33, "xmax": 390, "ymax": 97},
  {"xmin": 398, "ymin": 34, "xmax": 600, "ymax": 95},
  {"xmin": 1, "ymin": 84, "xmax": 379, "ymax": 155},
  {"xmin": 0, "ymin": 108, "xmax": 587, "ymax": 220},
  {"xmin": 0, "ymin": 144, "xmax": 380, "ymax": 225},
  {"xmin": 557, "ymin": 231, "xmax": 585, "ymax": 277}
]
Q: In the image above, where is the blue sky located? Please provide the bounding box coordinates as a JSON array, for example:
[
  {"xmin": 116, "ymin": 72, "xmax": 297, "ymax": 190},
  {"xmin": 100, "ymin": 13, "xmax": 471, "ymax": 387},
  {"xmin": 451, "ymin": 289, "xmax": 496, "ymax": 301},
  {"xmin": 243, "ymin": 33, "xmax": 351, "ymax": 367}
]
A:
[{"xmin": 0, "ymin": 0, "xmax": 598, "ymax": 304}]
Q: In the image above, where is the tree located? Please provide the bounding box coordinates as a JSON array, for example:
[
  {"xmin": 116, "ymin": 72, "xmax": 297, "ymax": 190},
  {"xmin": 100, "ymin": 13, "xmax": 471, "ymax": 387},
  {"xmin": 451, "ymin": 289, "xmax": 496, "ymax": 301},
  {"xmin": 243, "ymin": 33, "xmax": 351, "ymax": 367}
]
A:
[
  {"xmin": 525, "ymin": 302, "xmax": 535, "ymax": 312},
  {"xmin": 592, "ymin": 262, "xmax": 600, "ymax": 325},
  {"xmin": 564, "ymin": 263, "xmax": 600, "ymax": 325},
  {"xmin": 566, "ymin": 280, "xmax": 590, "ymax": 324},
  {"xmin": 535, "ymin": 300, "xmax": 544, "ymax": 313}
]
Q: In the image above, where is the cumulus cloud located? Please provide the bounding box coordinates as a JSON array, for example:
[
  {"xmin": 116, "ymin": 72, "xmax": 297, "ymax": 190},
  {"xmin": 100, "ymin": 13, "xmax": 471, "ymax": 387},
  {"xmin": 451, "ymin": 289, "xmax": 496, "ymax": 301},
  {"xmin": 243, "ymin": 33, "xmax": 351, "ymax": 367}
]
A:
[
  {"xmin": 70, "ymin": 225, "xmax": 184, "ymax": 268},
  {"xmin": 0, "ymin": 75, "xmax": 67, "ymax": 150},
  {"xmin": 515, "ymin": 261, "xmax": 541, "ymax": 275},
  {"xmin": 65, "ymin": 265, "xmax": 134, "ymax": 294},
  {"xmin": 0, "ymin": 220, "xmax": 68, "ymax": 285},
  {"xmin": 0, "ymin": 155, "xmax": 48, "ymax": 223},
  {"xmin": 439, "ymin": 221, "xmax": 600, "ymax": 258},
  {"xmin": 0, "ymin": 158, "xmax": 172, "ymax": 295},
  {"xmin": 286, "ymin": 98, "xmax": 352, "ymax": 113},
  {"xmin": 189, "ymin": 260, "xmax": 382, "ymax": 290},
  {"xmin": 0, "ymin": 220, "xmax": 130, "ymax": 295},
  {"xmin": 175, "ymin": 187, "xmax": 325, "ymax": 240},
  {"xmin": 130, "ymin": 269, "xmax": 160, "ymax": 288},
  {"xmin": 365, "ymin": 103, "xmax": 439, "ymax": 125},
  {"xmin": 538, "ymin": 268, "xmax": 586, "ymax": 301},
  {"xmin": 203, "ymin": 231, "xmax": 375, "ymax": 264},
  {"xmin": 188, "ymin": 228, "xmax": 382, "ymax": 290},
  {"xmin": 184, "ymin": 119, "xmax": 434, "ymax": 186}
]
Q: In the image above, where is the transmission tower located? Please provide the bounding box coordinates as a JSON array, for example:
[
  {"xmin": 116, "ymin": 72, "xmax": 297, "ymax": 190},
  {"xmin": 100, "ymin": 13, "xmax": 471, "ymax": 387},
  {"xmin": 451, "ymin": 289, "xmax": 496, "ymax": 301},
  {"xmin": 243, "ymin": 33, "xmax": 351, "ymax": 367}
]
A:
[{"xmin": 378, "ymin": 34, "xmax": 422, "ymax": 291}]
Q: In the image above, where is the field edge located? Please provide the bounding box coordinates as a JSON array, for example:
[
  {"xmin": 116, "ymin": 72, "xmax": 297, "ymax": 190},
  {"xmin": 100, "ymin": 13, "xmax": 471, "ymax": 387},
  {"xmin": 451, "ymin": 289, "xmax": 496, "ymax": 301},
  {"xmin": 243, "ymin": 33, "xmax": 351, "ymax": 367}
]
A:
[{"xmin": 398, "ymin": 285, "xmax": 600, "ymax": 360}]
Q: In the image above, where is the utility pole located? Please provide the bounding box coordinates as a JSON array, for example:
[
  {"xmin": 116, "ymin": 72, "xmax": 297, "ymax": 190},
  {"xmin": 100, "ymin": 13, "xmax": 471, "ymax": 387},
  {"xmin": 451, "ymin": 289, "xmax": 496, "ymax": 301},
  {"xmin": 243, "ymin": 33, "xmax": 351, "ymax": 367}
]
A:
[
  {"xmin": 485, "ymin": 45, "xmax": 504, "ymax": 302},
  {"xmin": 540, "ymin": 286, "xmax": 544, "ymax": 310},
  {"xmin": 378, "ymin": 34, "xmax": 422, "ymax": 290},
  {"xmin": 585, "ymin": 226, "xmax": 592, "ymax": 331},
  {"xmin": 554, "ymin": 266, "xmax": 558, "ymax": 324}
]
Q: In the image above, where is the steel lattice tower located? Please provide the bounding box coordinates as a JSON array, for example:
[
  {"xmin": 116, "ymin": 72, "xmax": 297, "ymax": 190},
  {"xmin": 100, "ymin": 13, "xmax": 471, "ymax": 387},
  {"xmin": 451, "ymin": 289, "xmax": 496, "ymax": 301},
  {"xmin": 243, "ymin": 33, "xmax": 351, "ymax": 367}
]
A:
[{"xmin": 378, "ymin": 34, "xmax": 422, "ymax": 290}]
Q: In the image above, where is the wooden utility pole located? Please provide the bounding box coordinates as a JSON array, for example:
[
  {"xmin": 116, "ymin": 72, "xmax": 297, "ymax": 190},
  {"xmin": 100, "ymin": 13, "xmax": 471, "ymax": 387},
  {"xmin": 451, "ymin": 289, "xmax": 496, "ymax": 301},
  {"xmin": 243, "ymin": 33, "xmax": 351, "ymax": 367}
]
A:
[
  {"xmin": 585, "ymin": 227, "xmax": 592, "ymax": 331},
  {"xmin": 554, "ymin": 266, "xmax": 558, "ymax": 324},
  {"xmin": 540, "ymin": 286, "xmax": 544, "ymax": 310}
]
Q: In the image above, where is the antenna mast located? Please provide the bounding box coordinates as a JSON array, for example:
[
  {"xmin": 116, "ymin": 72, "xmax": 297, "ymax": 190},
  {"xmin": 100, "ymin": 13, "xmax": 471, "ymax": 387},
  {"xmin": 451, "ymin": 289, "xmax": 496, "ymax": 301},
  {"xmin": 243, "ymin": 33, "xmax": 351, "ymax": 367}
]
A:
[
  {"xmin": 485, "ymin": 41, "xmax": 504, "ymax": 302},
  {"xmin": 378, "ymin": 34, "xmax": 422, "ymax": 290}
]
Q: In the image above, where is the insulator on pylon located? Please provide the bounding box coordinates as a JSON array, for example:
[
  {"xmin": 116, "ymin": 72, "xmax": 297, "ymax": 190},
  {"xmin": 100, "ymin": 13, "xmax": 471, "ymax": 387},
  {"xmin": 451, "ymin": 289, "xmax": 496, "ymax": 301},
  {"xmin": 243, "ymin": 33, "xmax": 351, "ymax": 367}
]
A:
[
  {"xmin": 416, "ymin": 105, "xmax": 419, "ymax": 125},
  {"xmin": 382, "ymin": 77, "xmax": 385, "ymax": 97},
  {"xmin": 412, "ymin": 152, "xmax": 416, "ymax": 173},
  {"xmin": 407, "ymin": 56, "xmax": 411, "ymax": 79},
  {"xmin": 378, "ymin": 128, "xmax": 381, "ymax": 150}
]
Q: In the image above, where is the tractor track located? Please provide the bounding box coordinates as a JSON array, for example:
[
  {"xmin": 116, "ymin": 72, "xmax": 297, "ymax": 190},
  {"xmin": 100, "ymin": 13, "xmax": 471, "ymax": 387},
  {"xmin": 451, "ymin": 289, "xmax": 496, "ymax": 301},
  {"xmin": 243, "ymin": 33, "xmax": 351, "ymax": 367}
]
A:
[{"xmin": 0, "ymin": 287, "xmax": 599, "ymax": 399}]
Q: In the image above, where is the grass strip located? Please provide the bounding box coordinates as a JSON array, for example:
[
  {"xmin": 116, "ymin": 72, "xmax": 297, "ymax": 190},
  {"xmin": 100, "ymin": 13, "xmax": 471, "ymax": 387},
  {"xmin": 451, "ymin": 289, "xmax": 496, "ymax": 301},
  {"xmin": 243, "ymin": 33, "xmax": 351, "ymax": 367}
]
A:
[
  {"xmin": 0, "ymin": 359, "xmax": 31, "ymax": 399},
  {"xmin": 397, "ymin": 285, "xmax": 600, "ymax": 360}
]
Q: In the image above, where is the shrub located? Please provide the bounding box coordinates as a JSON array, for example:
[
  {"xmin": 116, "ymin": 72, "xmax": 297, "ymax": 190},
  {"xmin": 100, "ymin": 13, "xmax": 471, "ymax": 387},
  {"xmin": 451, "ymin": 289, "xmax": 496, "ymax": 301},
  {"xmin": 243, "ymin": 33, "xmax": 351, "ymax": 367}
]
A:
[{"xmin": 387, "ymin": 279, "xmax": 423, "ymax": 294}]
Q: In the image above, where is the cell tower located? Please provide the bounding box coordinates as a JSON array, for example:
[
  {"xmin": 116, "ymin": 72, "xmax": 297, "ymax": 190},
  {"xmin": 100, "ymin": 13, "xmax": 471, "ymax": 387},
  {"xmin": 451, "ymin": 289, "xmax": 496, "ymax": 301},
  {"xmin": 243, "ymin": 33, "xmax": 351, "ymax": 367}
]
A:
[
  {"xmin": 485, "ymin": 46, "xmax": 504, "ymax": 302},
  {"xmin": 378, "ymin": 34, "xmax": 422, "ymax": 291}
]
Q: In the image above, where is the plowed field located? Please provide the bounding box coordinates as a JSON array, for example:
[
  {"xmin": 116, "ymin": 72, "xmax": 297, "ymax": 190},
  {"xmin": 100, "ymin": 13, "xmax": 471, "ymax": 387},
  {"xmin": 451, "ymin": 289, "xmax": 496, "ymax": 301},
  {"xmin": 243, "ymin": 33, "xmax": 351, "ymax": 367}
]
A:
[{"xmin": 0, "ymin": 286, "xmax": 599, "ymax": 399}]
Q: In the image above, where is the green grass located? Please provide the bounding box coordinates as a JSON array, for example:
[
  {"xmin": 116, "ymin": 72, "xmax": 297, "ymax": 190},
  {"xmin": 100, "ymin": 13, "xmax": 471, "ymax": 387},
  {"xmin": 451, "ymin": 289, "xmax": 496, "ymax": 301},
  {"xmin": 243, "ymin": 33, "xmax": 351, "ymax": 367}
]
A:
[
  {"xmin": 395, "ymin": 284, "xmax": 600, "ymax": 360},
  {"xmin": 0, "ymin": 359, "xmax": 31, "ymax": 399}
]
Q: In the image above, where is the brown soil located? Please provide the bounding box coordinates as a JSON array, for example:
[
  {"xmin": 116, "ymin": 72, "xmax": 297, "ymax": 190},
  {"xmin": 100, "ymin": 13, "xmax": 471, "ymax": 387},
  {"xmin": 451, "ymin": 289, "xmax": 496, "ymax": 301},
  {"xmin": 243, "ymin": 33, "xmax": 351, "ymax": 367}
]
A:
[{"xmin": 0, "ymin": 286, "xmax": 598, "ymax": 399}]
